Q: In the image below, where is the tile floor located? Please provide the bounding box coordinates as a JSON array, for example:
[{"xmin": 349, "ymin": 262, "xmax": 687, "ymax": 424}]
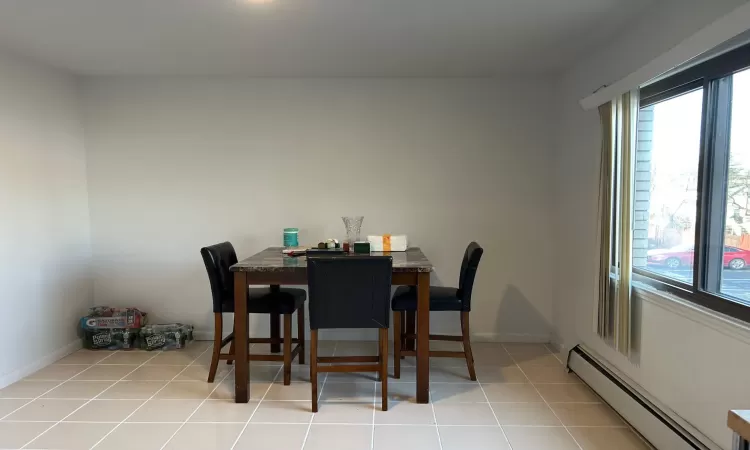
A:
[{"xmin": 0, "ymin": 341, "xmax": 652, "ymax": 450}]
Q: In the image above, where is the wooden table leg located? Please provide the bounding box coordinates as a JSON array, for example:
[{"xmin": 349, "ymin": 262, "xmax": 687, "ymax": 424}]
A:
[
  {"xmin": 234, "ymin": 272, "xmax": 249, "ymax": 403},
  {"xmin": 416, "ymin": 271, "xmax": 430, "ymax": 404}
]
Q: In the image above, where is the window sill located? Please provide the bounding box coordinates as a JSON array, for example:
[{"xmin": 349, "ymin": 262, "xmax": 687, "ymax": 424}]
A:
[{"xmin": 633, "ymin": 283, "xmax": 750, "ymax": 345}]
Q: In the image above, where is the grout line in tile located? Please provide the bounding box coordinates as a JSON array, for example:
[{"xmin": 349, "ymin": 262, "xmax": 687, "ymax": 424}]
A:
[
  {"xmin": 51, "ymin": 363, "xmax": 190, "ymax": 367},
  {"xmin": 0, "ymin": 421, "xmax": 60, "ymax": 424},
  {"xmin": 370, "ymin": 380, "xmax": 376, "ymax": 450},
  {"xmin": 2, "ymin": 420, "xmax": 630, "ymax": 428},
  {"xmin": 49, "ymin": 421, "xmax": 123, "ymax": 424},
  {"xmin": 504, "ymin": 343, "xmax": 584, "ymax": 450},
  {"xmin": 1, "ymin": 420, "xmax": 122, "ymax": 424},
  {"xmin": 20, "ymin": 349, "xmax": 164, "ymax": 449},
  {"xmin": 429, "ymin": 386, "xmax": 444, "ymax": 450},
  {"xmin": 56, "ymin": 351, "xmax": 119, "ymax": 365},
  {"xmin": 2, "ymin": 397, "xmax": 90, "ymax": 401},
  {"xmin": 251, "ymin": 397, "xmax": 591, "ymax": 405},
  {"xmin": 476, "ymin": 372, "xmax": 514, "ymax": 449},
  {"xmin": 299, "ymin": 340, "xmax": 337, "ymax": 450},
  {"xmin": 545, "ymin": 343, "xmax": 567, "ymax": 366},
  {"xmin": 493, "ymin": 344, "xmax": 533, "ymax": 450},
  {"xmin": 0, "ymin": 352, "xmax": 119, "ymax": 422},
  {"xmin": 87, "ymin": 420, "xmax": 244, "ymax": 424},
  {"xmin": 227, "ymin": 363, "xmax": 285, "ymax": 450},
  {"xmin": 540, "ymin": 402, "xmax": 603, "ymax": 404},
  {"xmin": 125, "ymin": 421, "xmax": 239, "ymax": 424},
  {"xmin": 88, "ymin": 345, "xmax": 213, "ymax": 450},
  {"xmin": 385, "ymin": 423, "xmax": 503, "ymax": 427},
  {"xmin": 494, "ymin": 424, "xmax": 630, "ymax": 428},
  {"xmin": 2, "ymin": 396, "xmax": 229, "ymax": 402},
  {"xmin": 3, "ymin": 343, "xmax": 599, "ymax": 449},
  {"xmin": 370, "ymin": 381, "xmax": 378, "ymax": 450},
  {"xmin": 154, "ymin": 355, "xmax": 236, "ymax": 450}
]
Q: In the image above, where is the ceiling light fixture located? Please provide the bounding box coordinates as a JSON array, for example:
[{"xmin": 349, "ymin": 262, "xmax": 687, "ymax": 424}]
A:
[{"xmin": 246, "ymin": 0, "xmax": 275, "ymax": 4}]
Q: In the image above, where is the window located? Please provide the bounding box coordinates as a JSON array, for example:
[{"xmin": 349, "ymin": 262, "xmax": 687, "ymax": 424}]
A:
[
  {"xmin": 636, "ymin": 89, "xmax": 702, "ymax": 285},
  {"xmin": 721, "ymin": 68, "xmax": 750, "ymax": 300},
  {"xmin": 634, "ymin": 43, "xmax": 750, "ymax": 322}
]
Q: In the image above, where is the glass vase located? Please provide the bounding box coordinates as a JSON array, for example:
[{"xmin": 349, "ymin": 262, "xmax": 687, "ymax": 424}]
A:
[{"xmin": 342, "ymin": 216, "xmax": 364, "ymax": 247}]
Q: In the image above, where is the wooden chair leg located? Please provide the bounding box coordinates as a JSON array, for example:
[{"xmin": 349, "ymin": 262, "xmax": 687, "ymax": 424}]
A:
[
  {"xmin": 393, "ymin": 311, "xmax": 402, "ymax": 379},
  {"xmin": 270, "ymin": 312, "xmax": 281, "ymax": 353},
  {"xmin": 400, "ymin": 311, "xmax": 407, "ymax": 359},
  {"xmin": 227, "ymin": 324, "xmax": 235, "ymax": 365},
  {"xmin": 461, "ymin": 311, "xmax": 477, "ymax": 381},
  {"xmin": 405, "ymin": 310, "xmax": 415, "ymax": 352},
  {"xmin": 208, "ymin": 313, "xmax": 222, "ymax": 383},
  {"xmin": 380, "ymin": 328, "xmax": 388, "ymax": 411},
  {"xmin": 297, "ymin": 306, "xmax": 305, "ymax": 365},
  {"xmin": 310, "ymin": 329, "xmax": 318, "ymax": 413},
  {"xmin": 283, "ymin": 314, "xmax": 293, "ymax": 385}
]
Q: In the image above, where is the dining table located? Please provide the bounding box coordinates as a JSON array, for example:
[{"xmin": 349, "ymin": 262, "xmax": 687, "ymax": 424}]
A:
[
  {"xmin": 229, "ymin": 246, "xmax": 433, "ymax": 404},
  {"xmin": 729, "ymin": 410, "xmax": 750, "ymax": 450}
]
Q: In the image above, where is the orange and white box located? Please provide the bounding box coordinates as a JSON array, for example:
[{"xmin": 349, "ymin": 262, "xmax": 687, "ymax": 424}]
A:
[{"xmin": 367, "ymin": 234, "xmax": 408, "ymax": 252}]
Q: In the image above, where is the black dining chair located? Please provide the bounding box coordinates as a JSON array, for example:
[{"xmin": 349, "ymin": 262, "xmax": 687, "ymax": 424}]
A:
[
  {"xmin": 391, "ymin": 242, "xmax": 484, "ymax": 381},
  {"xmin": 307, "ymin": 255, "xmax": 392, "ymax": 412},
  {"xmin": 201, "ymin": 242, "xmax": 306, "ymax": 385}
]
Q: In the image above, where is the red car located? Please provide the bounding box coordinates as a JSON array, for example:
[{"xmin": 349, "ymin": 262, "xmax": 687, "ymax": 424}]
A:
[{"xmin": 646, "ymin": 245, "xmax": 750, "ymax": 269}]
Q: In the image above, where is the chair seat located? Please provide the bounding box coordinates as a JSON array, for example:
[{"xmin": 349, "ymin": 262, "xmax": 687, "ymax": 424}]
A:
[
  {"xmin": 244, "ymin": 287, "xmax": 306, "ymax": 315},
  {"xmin": 391, "ymin": 285, "xmax": 464, "ymax": 312}
]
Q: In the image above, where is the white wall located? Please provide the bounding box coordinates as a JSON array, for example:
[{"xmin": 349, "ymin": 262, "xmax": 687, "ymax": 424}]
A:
[
  {"xmin": 0, "ymin": 50, "xmax": 92, "ymax": 384},
  {"xmin": 552, "ymin": 0, "xmax": 750, "ymax": 448},
  {"xmin": 81, "ymin": 77, "xmax": 556, "ymax": 342}
]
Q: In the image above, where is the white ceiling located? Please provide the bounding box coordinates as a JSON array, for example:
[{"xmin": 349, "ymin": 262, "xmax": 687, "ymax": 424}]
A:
[{"xmin": 0, "ymin": 0, "xmax": 653, "ymax": 76}]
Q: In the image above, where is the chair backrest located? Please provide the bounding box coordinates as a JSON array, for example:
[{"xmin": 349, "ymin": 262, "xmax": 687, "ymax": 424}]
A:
[
  {"xmin": 200, "ymin": 241, "xmax": 238, "ymax": 313},
  {"xmin": 307, "ymin": 256, "xmax": 393, "ymax": 330},
  {"xmin": 457, "ymin": 242, "xmax": 484, "ymax": 310}
]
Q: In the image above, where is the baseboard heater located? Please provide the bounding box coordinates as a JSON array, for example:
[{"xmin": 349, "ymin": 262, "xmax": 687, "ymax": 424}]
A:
[{"xmin": 568, "ymin": 346, "xmax": 712, "ymax": 450}]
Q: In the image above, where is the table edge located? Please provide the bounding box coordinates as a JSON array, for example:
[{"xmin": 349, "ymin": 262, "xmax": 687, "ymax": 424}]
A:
[
  {"xmin": 230, "ymin": 247, "xmax": 433, "ymax": 273},
  {"xmin": 230, "ymin": 267, "xmax": 432, "ymax": 273},
  {"xmin": 728, "ymin": 410, "xmax": 750, "ymax": 441}
]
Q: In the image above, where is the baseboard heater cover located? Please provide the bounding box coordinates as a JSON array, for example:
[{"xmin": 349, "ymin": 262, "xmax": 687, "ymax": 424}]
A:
[{"xmin": 568, "ymin": 345, "xmax": 710, "ymax": 450}]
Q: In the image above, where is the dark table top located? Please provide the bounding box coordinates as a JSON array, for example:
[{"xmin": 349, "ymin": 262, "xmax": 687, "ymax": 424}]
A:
[{"xmin": 230, "ymin": 246, "xmax": 433, "ymax": 273}]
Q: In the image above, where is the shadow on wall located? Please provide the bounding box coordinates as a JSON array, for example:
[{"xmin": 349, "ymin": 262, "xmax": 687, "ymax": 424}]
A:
[{"xmin": 493, "ymin": 284, "xmax": 552, "ymax": 346}]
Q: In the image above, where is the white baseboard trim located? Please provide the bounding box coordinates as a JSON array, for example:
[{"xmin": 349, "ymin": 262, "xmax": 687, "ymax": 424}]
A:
[
  {"xmin": 193, "ymin": 330, "xmax": 551, "ymax": 343},
  {"xmin": 569, "ymin": 345, "xmax": 718, "ymax": 450},
  {"xmin": 316, "ymin": 330, "xmax": 381, "ymax": 341},
  {"xmin": 0, "ymin": 339, "xmax": 82, "ymax": 389},
  {"xmin": 473, "ymin": 332, "xmax": 551, "ymax": 343},
  {"xmin": 193, "ymin": 331, "xmax": 215, "ymax": 341},
  {"xmin": 194, "ymin": 329, "xmax": 380, "ymax": 341}
]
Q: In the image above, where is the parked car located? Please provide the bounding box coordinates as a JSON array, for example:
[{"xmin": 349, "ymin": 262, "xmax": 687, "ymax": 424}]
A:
[{"xmin": 646, "ymin": 245, "xmax": 750, "ymax": 269}]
